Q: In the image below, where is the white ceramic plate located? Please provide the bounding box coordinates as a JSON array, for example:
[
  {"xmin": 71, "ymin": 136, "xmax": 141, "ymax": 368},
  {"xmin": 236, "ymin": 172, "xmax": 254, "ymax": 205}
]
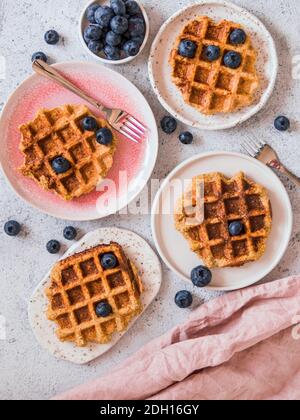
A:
[
  {"xmin": 148, "ymin": 0, "xmax": 278, "ymax": 130},
  {"xmin": 28, "ymin": 228, "xmax": 162, "ymax": 364},
  {"xmin": 0, "ymin": 61, "xmax": 158, "ymax": 221},
  {"xmin": 151, "ymin": 152, "xmax": 293, "ymax": 291},
  {"xmin": 79, "ymin": 0, "xmax": 150, "ymax": 65}
]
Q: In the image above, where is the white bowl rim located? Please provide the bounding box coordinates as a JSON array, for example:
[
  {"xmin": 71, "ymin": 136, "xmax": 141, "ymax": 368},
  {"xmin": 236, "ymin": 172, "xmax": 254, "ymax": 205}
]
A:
[{"xmin": 79, "ymin": 0, "xmax": 150, "ymax": 65}]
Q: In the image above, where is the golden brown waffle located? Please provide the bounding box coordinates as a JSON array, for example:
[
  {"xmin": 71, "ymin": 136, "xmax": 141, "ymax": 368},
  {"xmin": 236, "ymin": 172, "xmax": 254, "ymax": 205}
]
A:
[
  {"xmin": 46, "ymin": 242, "xmax": 143, "ymax": 347},
  {"xmin": 175, "ymin": 172, "xmax": 272, "ymax": 268},
  {"xmin": 19, "ymin": 104, "xmax": 116, "ymax": 201},
  {"xmin": 170, "ymin": 16, "xmax": 259, "ymax": 115}
]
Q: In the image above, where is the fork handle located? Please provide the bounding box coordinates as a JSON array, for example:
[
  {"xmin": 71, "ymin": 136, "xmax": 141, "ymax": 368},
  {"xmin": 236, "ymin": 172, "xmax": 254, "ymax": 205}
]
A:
[
  {"xmin": 32, "ymin": 60, "xmax": 107, "ymax": 113},
  {"xmin": 268, "ymin": 160, "xmax": 300, "ymax": 187}
]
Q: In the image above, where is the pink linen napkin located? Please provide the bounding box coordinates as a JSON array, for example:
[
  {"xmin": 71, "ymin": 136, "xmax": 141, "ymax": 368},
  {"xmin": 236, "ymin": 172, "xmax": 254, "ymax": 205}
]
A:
[{"xmin": 54, "ymin": 276, "xmax": 300, "ymax": 400}]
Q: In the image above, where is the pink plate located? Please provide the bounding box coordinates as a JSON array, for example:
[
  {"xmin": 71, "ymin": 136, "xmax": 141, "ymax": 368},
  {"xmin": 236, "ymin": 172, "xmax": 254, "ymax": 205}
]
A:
[{"xmin": 0, "ymin": 61, "xmax": 158, "ymax": 221}]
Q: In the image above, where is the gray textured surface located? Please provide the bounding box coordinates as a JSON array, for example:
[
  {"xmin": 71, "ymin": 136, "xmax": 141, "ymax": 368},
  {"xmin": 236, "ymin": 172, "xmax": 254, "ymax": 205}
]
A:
[{"xmin": 0, "ymin": 0, "xmax": 299, "ymax": 400}]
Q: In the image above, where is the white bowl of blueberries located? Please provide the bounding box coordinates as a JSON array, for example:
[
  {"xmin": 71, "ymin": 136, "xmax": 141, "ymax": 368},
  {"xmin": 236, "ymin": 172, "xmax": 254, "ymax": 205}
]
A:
[{"xmin": 80, "ymin": 0, "xmax": 149, "ymax": 64}]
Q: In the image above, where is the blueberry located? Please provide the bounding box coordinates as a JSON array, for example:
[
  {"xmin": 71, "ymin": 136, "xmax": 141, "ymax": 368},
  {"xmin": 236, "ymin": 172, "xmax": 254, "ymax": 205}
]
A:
[
  {"xmin": 96, "ymin": 128, "xmax": 113, "ymax": 145},
  {"xmin": 44, "ymin": 30, "xmax": 60, "ymax": 45},
  {"xmin": 82, "ymin": 116, "xmax": 98, "ymax": 131},
  {"xmin": 63, "ymin": 226, "xmax": 77, "ymax": 241},
  {"xmin": 123, "ymin": 39, "xmax": 140, "ymax": 56},
  {"xmin": 175, "ymin": 291, "xmax": 193, "ymax": 308},
  {"xmin": 179, "ymin": 132, "xmax": 193, "ymax": 145},
  {"xmin": 95, "ymin": 6, "xmax": 115, "ymax": 28},
  {"xmin": 111, "ymin": 16, "xmax": 129, "ymax": 35},
  {"xmin": 128, "ymin": 16, "xmax": 145, "ymax": 37},
  {"xmin": 223, "ymin": 51, "xmax": 242, "ymax": 69},
  {"xmin": 86, "ymin": 4, "xmax": 101, "ymax": 24},
  {"xmin": 230, "ymin": 29, "xmax": 247, "ymax": 45},
  {"xmin": 161, "ymin": 116, "xmax": 177, "ymax": 134},
  {"xmin": 51, "ymin": 157, "xmax": 71, "ymax": 174},
  {"xmin": 191, "ymin": 266, "xmax": 212, "ymax": 288},
  {"xmin": 4, "ymin": 221, "xmax": 21, "ymax": 237},
  {"xmin": 178, "ymin": 39, "xmax": 197, "ymax": 59},
  {"xmin": 204, "ymin": 45, "xmax": 221, "ymax": 62},
  {"xmin": 46, "ymin": 240, "xmax": 61, "ymax": 254},
  {"xmin": 104, "ymin": 45, "xmax": 121, "ymax": 60},
  {"xmin": 84, "ymin": 25, "xmax": 102, "ymax": 41},
  {"xmin": 229, "ymin": 221, "xmax": 244, "ymax": 237},
  {"xmin": 95, "ymin": 302, "xmax": 113, "ymax": 318},
  {"xmin": 274, "ymin": 116, "xmax": 290, "ymax": 132},
  {"xmin": 87, "ymin": 40, "xmax": 103, "ymax": 55},
  {"xmin": 31, "ymin": 52, "xmax": 47, "ymax": 63},
  {"xmin": 111, "ymin": 0, "xmax": 126, "ymax": 16},
  {"xmin": 105, "ymin": 31, "xmax": 122, "ymax": 46},
  {"xmin": 101, "ymin": 253, "xmax": 118, "ymax": 269},
  {"xmin": 125, "ymin": 0, "xmax": 141, "ymax": 16}
]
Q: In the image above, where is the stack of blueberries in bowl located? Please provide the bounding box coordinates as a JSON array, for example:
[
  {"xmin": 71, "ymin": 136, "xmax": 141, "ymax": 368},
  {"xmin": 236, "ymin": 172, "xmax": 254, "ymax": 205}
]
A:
[{"xmin": 81, "ymin": 0, "xmax": 149, "ymax": 63}]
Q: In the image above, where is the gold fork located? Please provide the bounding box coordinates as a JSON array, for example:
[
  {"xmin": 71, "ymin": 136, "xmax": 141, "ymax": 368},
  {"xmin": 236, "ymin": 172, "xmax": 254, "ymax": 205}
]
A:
[
  {"xmin": 242, "ymin": 138, "xmax": 300, "ymax": 187},
  {"xmin": 32, "ymin": 60, "xmax": 147, "ymax": 144}
]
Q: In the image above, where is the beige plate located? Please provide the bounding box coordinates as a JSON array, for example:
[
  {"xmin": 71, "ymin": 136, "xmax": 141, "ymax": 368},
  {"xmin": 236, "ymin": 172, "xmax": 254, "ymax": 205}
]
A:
[
  {"xmin": 28, "ymin": 228, "xmax": 162, "ymax": 364},
  {"xmin": 148, "ymin": 0, "xmax": 278, "ymax": 130}
]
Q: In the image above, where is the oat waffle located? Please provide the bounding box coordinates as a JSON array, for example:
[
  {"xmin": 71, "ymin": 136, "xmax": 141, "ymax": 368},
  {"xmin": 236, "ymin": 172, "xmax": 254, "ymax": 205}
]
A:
[
  {"xmin": 170, "ymin": 16, "xmax": 259, "ymax": 115},
  {"xmin": 19, "ymin": 104, "xmax": 116, "ymax": 201},
  {"xmin": 175, "ymin": 172, "xmax": 272, "ymax": 268},
  {"xmin": 46, "ymin": 242, "xmax": 143, "ymax": 347}
]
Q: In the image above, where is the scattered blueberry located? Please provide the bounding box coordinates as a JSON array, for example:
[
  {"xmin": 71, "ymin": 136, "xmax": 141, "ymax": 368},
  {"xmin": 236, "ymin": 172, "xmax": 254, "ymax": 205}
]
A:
[
  {"xmin": 105, "ymin": 31, "xmax": 122, "ymax": 46},
  {"xmin": 111, "ymin": 15, "xmax": 129, "ymax": 35},
  {"xmin": 123, "ymin": 39, "xmax": 140, "ymax": 56},
  {"xmin": 161, "ymin": 116, "xmax": 177, "ymax": 134},
  {"xmin": 96, "ymin": 128, "xmax": 113, "ymax": 145},
  {"xmin": 88, "ymin": 40, "xmax": 103, "ymax": 55},
  {"xmin": 128, "ymin": 16, "xmax": 145, "ymax": 37},
  {"xmin": 111, "ymin": 0, "xmax": 126, "ymax": 16},
  {"xmin": 82, "ymin": 116, "xmax": 99, "ymax": 131},
  {"xmin": 274, "ymin": 116, "xmax": 290, "ymax": 132},
  {"xmin": 46, "ymin": 240, "xmax": 61, "ymax": 254},
  {"xmin": 101, "ymin": 253, "xmax": 118, "ymax": 269},
  {"xmin": 4, "ymin": 221, "xmax": 21, "ymax": 237},
  {"xmin": 104, "ymin": 44, "xmax": 121, "ymax": 60},
  {"xmin": 204, "ymin": 45, "xmax": 221, "ymax": 62},
  {"xmin": 84, "ymin": 25, "xmax": 102, "ymax": 41},
  {"xmin": 179, "ymin": 131, "xmax": 193, "ymax": 145},
  {"xmin": 86, "ymin": 4, "xmax": 101, "ymax": 24},
  {"xmin": 229, "ymin": 221, "xmax": 244, "ymax": 237},
  {"xmin": 95, "ymin": 302, "xmax": 113, "ymax": 317},
  {"xmin": 230, "ymin": 28, "xmax": 247, "ymax": 45},
  {"xmin": 191, "ymin": 266, "xmax": 212, "ymax": 288},
  {"xmin": 63, "ymin": 226, "xmax": 77, "ymax": 241},
  {"xmin": 31, "ymin": 52, "xmax": 47, "ymax": 63},
  {"xmin": 51, "ymin": 157, "xmax": 71, "ymax": 174},
  {"xmin": 223, "ymin": 51, "xmax": 242, "ymax": 69},
  {"xmin": 175, "ymin": 291, "xmax": 193, "ymax": 308},
  {"xmin": 126, "ymin": 0, "xmax": 140, "ymax": 16},
  {"xmin": 178, "ymin": 39, "xmax": 197, "ymax": 59},
  {"xmin": 44, "ymin": 30, "xmax": 60, "ymax": 45},
  {"xmin": 95, "ymin": 6, "xmax": 115, "ymax": 28}
]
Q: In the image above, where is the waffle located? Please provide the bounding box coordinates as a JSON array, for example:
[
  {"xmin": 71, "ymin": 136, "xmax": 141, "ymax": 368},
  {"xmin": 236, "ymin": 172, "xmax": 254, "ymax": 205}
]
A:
[
  {"xmin": 170, "ymin": 16, "xmax": 259, "ymax": 115},
  {"xmin": 46, "ymin": 242, "xmax": 143, "ymax": 347},
  {"xmin": 19, "ymin": 104, "xmax": 116, "ymax": 201},
  {"xmin": 175, "ymin": 172, "xmax": 272, "ymax": 268}
]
